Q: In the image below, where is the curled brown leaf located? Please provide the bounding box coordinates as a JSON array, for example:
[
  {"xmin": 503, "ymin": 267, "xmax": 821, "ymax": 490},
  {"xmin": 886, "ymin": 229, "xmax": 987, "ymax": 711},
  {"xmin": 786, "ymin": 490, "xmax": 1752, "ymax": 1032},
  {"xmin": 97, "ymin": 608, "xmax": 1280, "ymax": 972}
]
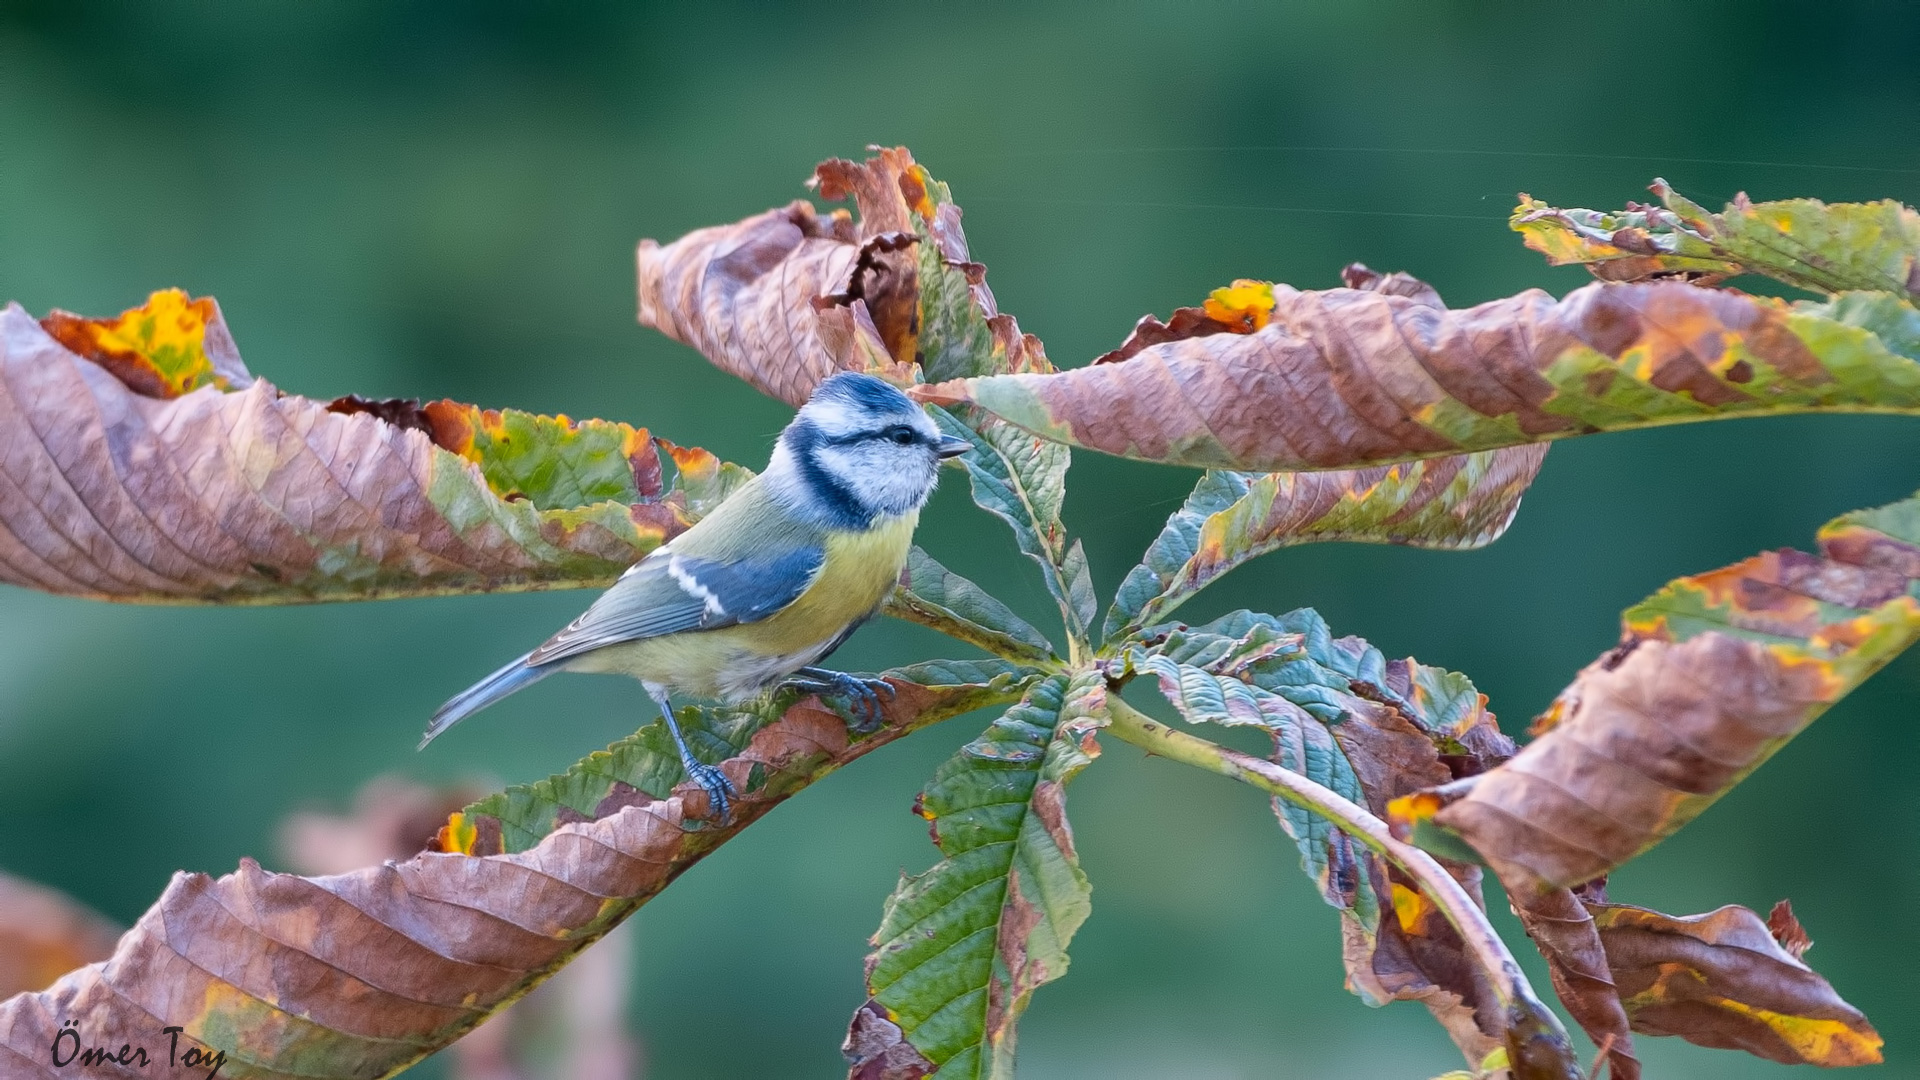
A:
[
  {"xmin": 1313, "ymin": 682, "xmax": 1513, "ymax": 1063},
  {"xmin": 1511, "ymin": 888, "xmax": 1640, "ymax": 1080},
  {"xmin": 1418, "ymin": 491, "xmax": 1920, "ymax": 895},
  {"xmin": 636, "ymin": 148, "xmax": 929, "ymax": 406},
  {"xmin": 0, "ymin": 678, "xmax": 1006, "ymax": 1079},
  {"xmin": 936, "ymin": 271, "xmax": 1920, "ymax": 473},
  {"xmin": 639, "ymin": 147, "xmax": 1050, "ymax": 409},
  {"xmin": 1592, "ymin": 902, "xmax": 1881, "ymax": 1066},
  {"xmin": 1765, "ymin": 899, "xmax": 1812, "ymax": 960},
  {"xmin": 0, "ymin": 294, "xmax": 723, "ymax": 603}
]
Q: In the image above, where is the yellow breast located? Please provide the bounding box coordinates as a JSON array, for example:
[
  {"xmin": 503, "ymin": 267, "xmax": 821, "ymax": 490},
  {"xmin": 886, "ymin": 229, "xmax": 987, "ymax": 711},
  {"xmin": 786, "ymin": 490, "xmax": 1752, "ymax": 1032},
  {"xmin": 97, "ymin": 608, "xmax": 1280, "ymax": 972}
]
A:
[
  {"xmin": 581, "ymin": 511, "xmax": 918, "ymax": 700},
  {"xmin": 748, "ymin": 510, "xmax": 919, "ymax": 652}
]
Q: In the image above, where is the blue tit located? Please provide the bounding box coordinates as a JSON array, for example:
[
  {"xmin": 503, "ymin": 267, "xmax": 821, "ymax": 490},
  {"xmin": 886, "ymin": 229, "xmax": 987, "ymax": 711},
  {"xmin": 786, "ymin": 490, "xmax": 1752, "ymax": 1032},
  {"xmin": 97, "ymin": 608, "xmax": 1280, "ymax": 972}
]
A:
[{"xmin": 420, "ymin": 372, "xmax": 971, "ymax": 820}]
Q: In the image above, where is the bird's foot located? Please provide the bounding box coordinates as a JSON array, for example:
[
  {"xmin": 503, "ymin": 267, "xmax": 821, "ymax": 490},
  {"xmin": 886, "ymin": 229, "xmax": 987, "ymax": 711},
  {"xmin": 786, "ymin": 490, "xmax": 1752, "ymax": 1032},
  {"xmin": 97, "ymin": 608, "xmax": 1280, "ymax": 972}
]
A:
[
  {"xmin": 682, "ymin": 758, "xmax": 738, "ymax": 824},
  {"xmin": 784, "ymin": 668, "xmax": 895, "ymax": 735}
]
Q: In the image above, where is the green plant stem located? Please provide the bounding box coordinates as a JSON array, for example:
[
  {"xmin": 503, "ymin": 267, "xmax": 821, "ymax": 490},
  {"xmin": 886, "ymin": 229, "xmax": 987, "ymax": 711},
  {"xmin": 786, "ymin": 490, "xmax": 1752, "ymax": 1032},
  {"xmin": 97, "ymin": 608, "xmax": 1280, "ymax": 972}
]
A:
[{"xmin": 1102, "ymin": 693, "xmax": 1578, "ymax": 1073}]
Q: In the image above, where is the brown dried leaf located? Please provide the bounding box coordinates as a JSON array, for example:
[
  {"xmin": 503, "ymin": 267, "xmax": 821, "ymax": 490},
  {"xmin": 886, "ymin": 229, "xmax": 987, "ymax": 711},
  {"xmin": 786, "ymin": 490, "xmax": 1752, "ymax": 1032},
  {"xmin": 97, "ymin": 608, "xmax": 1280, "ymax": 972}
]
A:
[
  {"xmin": 0, "ymin": 676, "xmax": 1015, "ymax": 1078},
  {"xmin": 842, "ymin": 1000, "xmax": 934, "ymax": 1080},
  {"xmin": 933, "ymin": 271, "xmax": 1920, "ymax": 472},
  {"xmin": 0, "ymin": 294, "xmax": 720, "ymax": 603},
  {"xmin": 1591, "ymin": 902, "xmax": 1881, "ymax": 1066},
  {"xmin": 0, "ymin": 873, "xmax": 120, "ymax": 1000},
  {"xmin": 1383, "ymin": 492, "xmax": 1920, "ymax": 1071},
  {"xmin": 1419, "ymin": 489, "xmax": 1920, "ymax": 895},
  {"xmin": 636, "ymin": 148, "xmax": 927, "ymax": 406},
  {"xmin": 638, "ymin": 147, "xmax": 1048, "ymax": 408},
  {"xmin": 1766, "ymin": 899, "xmax": 1812, "ymax": 960},
  {"xmin": 1510, "ymin": 888, "xmax": 1640, "ymax": 1080},
  {"xmin": 1348, "ymin": 862, "xmax": 1507, "ymax": 1066},
  {"xmin": 1333, "ymin": 698, "xmax": 1515, "ymax": 1065},
  {"xmin": 636, "ymin": 199, "xmax": 863, "ymax": 406}
]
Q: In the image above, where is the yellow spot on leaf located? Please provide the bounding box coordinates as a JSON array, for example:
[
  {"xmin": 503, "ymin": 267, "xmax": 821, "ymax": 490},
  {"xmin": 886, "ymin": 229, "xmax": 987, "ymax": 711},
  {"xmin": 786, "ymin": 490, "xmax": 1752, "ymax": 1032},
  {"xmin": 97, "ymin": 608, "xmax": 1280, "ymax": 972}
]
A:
[
  {"xmin": 1202, "ymin": 279, "xmax": 1276, "ymax": 333},
  {"xmin": 1387, "ymin": 791, "xmax": 1443, "ymax": 832},
  {"xmin": 1709, "ymin": 998, "xmax": 1882, "ymax": 1065},
  {"xmin": 665, "ymin": 441, "xmax": 722, "ymax": 486},
  {"xmin": 437, "ymin": 812, "xmax": 479, "ymax": 856},
  {"xmin": 41, "ymin": 288, "xmax": 227, "ymax": 398},
  {"xmin": 906, "ymin": 164, "xmax": 937, "ymax": 220},
  {"xmin": 1391, "ymin": 882, "xmax": 1435, "ymax": 935},
  {"xmin": 1622, "ymin": 610, "xmax": 1676, "ymax": 642},
  {"xmin": 1623, "ymin": 963, "xmax": 1883, "ymax": 1066}
]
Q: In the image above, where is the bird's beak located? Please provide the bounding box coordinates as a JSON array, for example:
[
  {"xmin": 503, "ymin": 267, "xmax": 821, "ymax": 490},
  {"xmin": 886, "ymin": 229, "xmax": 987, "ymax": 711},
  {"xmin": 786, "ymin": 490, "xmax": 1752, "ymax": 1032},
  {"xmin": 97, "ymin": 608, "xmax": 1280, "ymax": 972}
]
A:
[{"xmin": 935, "ymin": 435, "xmax": 973, "ymax": 460}]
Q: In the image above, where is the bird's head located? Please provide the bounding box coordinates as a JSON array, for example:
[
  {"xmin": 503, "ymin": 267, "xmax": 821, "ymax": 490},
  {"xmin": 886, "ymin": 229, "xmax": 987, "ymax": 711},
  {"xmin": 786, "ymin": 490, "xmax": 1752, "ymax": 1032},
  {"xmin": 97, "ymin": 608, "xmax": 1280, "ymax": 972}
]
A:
[{"xmin": 770, "ymin": 372, "xmax": 971, "ymax": 527}]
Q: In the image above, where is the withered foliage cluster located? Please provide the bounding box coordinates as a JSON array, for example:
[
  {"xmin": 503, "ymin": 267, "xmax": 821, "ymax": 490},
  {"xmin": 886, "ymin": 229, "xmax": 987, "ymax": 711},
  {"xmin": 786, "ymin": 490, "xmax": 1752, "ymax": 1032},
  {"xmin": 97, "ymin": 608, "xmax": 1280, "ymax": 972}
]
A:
[{"xmin": 3, "ymin": 147, "xmax": 1917, "ymax": 1079}]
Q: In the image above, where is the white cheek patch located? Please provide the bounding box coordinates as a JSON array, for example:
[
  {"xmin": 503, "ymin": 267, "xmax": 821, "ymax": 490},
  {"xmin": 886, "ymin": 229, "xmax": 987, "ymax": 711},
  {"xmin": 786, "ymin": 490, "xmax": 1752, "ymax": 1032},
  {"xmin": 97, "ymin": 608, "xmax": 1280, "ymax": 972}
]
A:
[
  {"xmin": 819, "ymin": 442, "xmax": 939, "ymax": 516},
  {"xmin": 667, "ymin": 554, "xmax": 727, "ymax": 617},
  {"xmin": 802, "ymin": 397, "xmax": 861, "ymax": 438}
]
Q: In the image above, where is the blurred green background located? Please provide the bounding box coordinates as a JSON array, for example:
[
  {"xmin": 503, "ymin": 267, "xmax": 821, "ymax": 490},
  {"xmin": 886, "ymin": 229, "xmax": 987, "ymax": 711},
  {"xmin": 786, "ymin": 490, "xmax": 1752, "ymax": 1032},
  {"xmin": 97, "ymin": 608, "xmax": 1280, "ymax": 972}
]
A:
[{"xmin": 3, "ymin": 1, "xmax": 1918, "ymax": 1076}]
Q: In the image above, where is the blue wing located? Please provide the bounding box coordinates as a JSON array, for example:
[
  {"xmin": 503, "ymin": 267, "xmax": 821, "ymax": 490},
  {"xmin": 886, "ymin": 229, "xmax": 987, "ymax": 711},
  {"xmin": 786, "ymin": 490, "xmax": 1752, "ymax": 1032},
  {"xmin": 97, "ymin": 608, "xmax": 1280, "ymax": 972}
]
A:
[{"xmin": 526, "ymin": 545, "xmax": 825, "ymax": 666}]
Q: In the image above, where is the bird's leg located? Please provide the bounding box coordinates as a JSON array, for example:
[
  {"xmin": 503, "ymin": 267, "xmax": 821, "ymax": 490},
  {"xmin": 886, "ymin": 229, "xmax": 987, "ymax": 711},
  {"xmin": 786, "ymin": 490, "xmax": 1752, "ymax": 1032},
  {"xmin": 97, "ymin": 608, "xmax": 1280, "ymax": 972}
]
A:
[
  {"xmin": 782, "ymin": 666, "xmax": 896, "ymax": 735},
  {"xmin": 647, "ymin": 686, "xmax": 737, "ymax": 823}
]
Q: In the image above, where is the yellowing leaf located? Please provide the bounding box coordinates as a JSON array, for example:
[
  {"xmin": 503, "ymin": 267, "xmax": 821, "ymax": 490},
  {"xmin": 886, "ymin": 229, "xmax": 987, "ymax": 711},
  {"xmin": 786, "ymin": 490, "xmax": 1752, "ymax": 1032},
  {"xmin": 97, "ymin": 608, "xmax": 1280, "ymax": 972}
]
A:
[
  {"xmin": 1422, "ymin": 488, "xmax": 1920, "ymax": 894},
  {"xmin": 39, "ymin": 288, "xmax": 247, "ymax": 399},
  {"xmin": 1516, "ymin": 182, "xmax": 1920, "ymax": 300},
  {"xmin": 930, "ymin": 268, "xmax": 1920, "ymax": 473},
  {"xmin": 1592, "ymin": 902, "xmax": 1882, "ymax": 1067},
  {"xmin": 0, "ymin": 300, "xmax": 735, "ymax": 602}
]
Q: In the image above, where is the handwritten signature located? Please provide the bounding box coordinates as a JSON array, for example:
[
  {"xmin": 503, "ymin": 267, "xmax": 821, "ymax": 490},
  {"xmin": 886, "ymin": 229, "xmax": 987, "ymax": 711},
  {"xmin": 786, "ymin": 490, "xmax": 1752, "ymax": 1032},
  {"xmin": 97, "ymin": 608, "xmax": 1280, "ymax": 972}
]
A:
[{"xmin": 49, "ymin": 1021, "xmax": 225, "ymax": 1078}]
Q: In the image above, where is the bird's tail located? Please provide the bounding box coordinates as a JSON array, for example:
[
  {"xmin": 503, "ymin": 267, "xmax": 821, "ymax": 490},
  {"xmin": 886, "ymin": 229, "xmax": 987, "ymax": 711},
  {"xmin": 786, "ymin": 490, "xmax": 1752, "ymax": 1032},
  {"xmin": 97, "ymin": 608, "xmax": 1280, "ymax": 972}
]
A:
[{"xmin": 420, "ymin": 652, "xmax": 555, "ymax": 749}]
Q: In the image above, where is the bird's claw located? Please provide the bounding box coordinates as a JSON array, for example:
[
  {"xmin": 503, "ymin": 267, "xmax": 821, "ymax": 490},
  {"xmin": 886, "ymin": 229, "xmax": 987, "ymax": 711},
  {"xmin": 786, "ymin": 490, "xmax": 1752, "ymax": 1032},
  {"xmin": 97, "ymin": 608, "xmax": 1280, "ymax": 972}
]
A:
[
  {"xmin": 786, "ymin": 669, "xmax": 894, "ymax": 735},
  {"xmin": 682, "ymin": 759, "xmax": 737, "ymax": 823}
]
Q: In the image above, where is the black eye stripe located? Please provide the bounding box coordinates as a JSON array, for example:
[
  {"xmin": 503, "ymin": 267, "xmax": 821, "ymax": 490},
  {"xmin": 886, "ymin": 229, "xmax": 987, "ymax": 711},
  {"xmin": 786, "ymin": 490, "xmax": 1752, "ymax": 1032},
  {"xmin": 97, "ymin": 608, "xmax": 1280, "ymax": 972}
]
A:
[{"xmin": 822, "ymin": 425, "xmax": 923, "ymax": 446}]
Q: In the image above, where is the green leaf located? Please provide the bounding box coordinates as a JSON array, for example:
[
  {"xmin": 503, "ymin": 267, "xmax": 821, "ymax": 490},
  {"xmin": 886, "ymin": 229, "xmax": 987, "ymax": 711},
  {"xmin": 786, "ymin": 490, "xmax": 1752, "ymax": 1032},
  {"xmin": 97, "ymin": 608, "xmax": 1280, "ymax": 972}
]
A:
[
  {"xmin": 1139, "ymin": 609, "xmax": 1373, "ymax": 723},
  {"xmin": 911, "ymin": 174, "xmax": 1003, "ymax": 386},
  {"xmin": 1104, "ymin": 447, "xmax": 1546, "ymax": 641},
  {"xmin": 852, "ymin": 672, "xmax": 1107, "ymax": 1079},
  {"xmin": 886, "ymin": 546, "xmax": 1058, "ymax": 664},
  {"xmin": 935, "ymin": 406, "xmax": 1091, "ymax": 648},
  {"xmin": 442, "ymin": 407, "xmax": 654, "ymax": 511},
  {"xmin": 1104, "ymin": 470, "xmax": 1253, "ymax": 640},
  {"xmin": 927, "ymin": 272, "xmax": 1920, "ymax": 473},
  {"xmin": 1128, "ymin": 647, "xmax": 1379, "ymax": 926},
  {"xmin": 450, "ymin": 659, "xmax": 1035, "ymax": 855},
  {"xmin": 1126, "ymin": 607, "xmax": 1516, "ymax": 1040},
  {"xmin": 1514, "ymin": 182, "xmax": 1920, "ymax": 299}
]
